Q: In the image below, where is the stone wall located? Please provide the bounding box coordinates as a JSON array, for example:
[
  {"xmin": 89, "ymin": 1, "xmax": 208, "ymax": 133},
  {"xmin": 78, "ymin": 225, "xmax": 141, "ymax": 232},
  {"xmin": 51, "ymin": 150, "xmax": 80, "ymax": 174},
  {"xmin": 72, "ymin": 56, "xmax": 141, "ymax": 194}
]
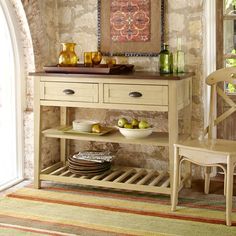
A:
[
  {"xmin": 168, "ymin": 0, "xmax": 204, "ymax": 137},
  {"xmin": 55, "ymin": 0, "xmax": 204, "ymax": 173},
  {"xmin": 15, "ymin": 0, "xmax": 204, "ymax": 178}
]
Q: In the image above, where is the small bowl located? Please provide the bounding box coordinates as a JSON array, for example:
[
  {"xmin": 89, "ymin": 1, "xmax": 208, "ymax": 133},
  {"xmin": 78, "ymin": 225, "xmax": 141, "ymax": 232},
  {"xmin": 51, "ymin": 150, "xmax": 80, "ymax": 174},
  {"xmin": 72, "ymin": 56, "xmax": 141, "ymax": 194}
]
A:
[
  {"xmin": 118, "ymin": 127, "xmax": 153, "ymax": 139},
  {"xmin": 72, "ymin": 120, "xmax": 98, "ymax": 132}
]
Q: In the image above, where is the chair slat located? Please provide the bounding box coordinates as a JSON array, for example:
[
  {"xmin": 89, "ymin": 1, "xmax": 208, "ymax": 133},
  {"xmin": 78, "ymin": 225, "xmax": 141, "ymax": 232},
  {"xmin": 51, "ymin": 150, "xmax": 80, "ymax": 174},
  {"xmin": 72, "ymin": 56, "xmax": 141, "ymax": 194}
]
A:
[
  {"xmin": 215, "ymin": 107, "xmax": 236, "ymax": 126},
  {"xmin": 217, "ymin": 86, "xmax": 236, "ymax": 107}
]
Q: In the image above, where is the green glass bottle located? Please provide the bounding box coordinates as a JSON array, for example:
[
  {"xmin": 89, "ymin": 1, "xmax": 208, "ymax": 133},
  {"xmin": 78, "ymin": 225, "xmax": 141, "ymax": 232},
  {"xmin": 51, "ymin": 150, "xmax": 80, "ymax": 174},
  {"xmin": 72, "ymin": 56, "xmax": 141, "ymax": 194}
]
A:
[
  {"xmin": 173, "ymin": 38, "xmax": 185, "ymax": 73},
  {"xmin": 170, "ymin": 52, "xmax": 173, "ymax": 73},
  {"xmin": 177, "ymin": 38, "xmax": 185, "ymax": 73},
  {"xmin": 159, "ymin": 43, "xmax": 172, "ymax": 74}
]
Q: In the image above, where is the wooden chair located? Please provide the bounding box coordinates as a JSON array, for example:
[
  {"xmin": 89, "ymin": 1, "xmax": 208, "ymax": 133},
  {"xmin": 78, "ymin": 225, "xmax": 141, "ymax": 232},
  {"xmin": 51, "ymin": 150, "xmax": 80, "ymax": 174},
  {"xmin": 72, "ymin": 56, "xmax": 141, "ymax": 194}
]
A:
[{"xmin": 171, "ymin": 67, "xmax": 236, "ymax": 226}]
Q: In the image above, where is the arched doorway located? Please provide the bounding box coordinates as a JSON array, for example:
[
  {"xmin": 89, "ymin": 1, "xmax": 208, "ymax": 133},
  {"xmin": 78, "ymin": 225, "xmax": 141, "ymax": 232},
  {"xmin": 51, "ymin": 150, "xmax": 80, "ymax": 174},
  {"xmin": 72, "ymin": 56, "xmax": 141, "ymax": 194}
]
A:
[{"xmin": 0, "ymin": 1, "xmax": 25, "ymax": 190}]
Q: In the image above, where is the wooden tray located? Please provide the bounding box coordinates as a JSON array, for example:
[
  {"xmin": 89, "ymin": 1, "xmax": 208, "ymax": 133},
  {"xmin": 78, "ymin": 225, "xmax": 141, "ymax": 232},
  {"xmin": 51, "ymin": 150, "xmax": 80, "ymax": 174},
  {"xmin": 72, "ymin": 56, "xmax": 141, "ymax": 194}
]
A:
[
  {"xmin": 61, "ymin": 126, "xmax": 115, "ymax": 136},
  {"xmin": 43, "ymin": 64, "xmax": 134, "ymax": 74}
]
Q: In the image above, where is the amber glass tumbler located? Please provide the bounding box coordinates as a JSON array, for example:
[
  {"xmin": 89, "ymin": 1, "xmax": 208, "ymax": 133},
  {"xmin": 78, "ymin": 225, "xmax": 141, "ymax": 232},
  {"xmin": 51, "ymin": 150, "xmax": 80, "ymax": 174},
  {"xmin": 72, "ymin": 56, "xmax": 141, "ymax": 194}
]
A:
[
  {"xmin": 84, "ymin": 52, "xmax": 92, "ymax": 67},
  {"xmin": 105, "ymin": 57, "xmax": 116, "ymax": 66},
  {"xmin": 91, "ymin": 51, "xmax": 102, "ymax": 65}
]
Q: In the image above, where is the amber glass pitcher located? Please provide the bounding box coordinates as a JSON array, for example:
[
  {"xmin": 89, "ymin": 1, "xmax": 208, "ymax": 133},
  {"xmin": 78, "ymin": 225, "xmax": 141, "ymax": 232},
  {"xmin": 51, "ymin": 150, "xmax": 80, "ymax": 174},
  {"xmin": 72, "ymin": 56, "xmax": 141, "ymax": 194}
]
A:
[{"xmin": 59, "ymin": 43, "xmax": 78, "ymax": 66}]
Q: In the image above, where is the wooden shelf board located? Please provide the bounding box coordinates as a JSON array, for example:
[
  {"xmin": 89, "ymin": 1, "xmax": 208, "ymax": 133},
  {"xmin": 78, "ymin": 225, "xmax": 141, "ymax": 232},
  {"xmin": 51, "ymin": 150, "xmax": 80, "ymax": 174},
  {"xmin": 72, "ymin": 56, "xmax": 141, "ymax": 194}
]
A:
[{"xmin": 42, "ymin": 127, "xmax": 170, "ymax": 146}]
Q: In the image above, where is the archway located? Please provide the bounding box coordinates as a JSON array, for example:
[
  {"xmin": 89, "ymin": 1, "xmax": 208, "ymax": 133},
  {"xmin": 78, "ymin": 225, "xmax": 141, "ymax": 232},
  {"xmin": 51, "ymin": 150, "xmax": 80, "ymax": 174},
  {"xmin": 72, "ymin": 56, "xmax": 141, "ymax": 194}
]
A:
[{"xmin": 0, "ymin": 0, "xmax": 34, "ymax": 189}]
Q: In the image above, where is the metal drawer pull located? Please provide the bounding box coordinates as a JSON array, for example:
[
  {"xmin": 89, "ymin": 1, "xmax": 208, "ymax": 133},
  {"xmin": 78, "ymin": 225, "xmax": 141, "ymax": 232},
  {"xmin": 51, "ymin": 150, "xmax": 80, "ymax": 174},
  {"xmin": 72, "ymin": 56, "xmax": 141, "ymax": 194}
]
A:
[
  {"xmin": 63, "ymin": 89, "xmax": 75, "ymax": 95},
  {"xmin": 129, "ymin": 91, "xmax": 142, "ymax": 98}
]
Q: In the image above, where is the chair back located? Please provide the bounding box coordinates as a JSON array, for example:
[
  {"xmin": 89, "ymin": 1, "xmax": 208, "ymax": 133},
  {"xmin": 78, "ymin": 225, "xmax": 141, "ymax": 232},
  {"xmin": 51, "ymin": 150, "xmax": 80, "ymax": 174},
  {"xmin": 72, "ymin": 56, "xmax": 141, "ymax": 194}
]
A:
[{"xmin": 205, "ymin": 67, "xmax": 236, "ymax": 139}]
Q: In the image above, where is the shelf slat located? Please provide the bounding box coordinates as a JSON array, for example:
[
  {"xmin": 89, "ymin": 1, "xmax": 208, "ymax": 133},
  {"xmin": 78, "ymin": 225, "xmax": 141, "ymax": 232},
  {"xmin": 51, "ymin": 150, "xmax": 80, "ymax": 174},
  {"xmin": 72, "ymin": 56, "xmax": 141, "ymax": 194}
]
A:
[
  {"xmin": 41, "ymin": 162, "xmax": 64, "ymax": 174},
  {"xmin": 113, "ymin": 168, "xmax": 135, "ymax": 183},
  {"xmin": 50, "ymin": 166, "xmax": 68, "ymax": 175},
  {"xmin": 137, "ymin": 170, "xmax": 156, "ymax": 185},
  {"xmin": 60, "ymin": 170, "xmax": 72, "ymax": 176},
  {"xmin": 148, "ymin": 171, "xmax": 166, "ymax": 186},
  {"xmin": 102, "ymin": 170, "xmax": 123, "ymax": 181},
  {"xmin": 161, "ymin": 178, "xmax": 170, "ymax": 188},
  {"xmin": 91, "ymin": 171, "xmax": 112, "ymax": 180},
  {"xmin": 125, "ymin": 169, "xmax": 146, "ymax": 184}
]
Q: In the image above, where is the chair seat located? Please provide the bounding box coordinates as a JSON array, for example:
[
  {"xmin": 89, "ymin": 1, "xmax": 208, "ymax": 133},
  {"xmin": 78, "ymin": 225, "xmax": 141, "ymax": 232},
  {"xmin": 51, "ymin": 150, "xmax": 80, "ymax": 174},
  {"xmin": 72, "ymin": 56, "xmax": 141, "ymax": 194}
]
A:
[
  {"xmin": 176, "ymin": 138, "xmax": 236, "ymax": 155},
  {"xmin": 175, "ymin": 139, "xmax": 236, "ymax": 166}
]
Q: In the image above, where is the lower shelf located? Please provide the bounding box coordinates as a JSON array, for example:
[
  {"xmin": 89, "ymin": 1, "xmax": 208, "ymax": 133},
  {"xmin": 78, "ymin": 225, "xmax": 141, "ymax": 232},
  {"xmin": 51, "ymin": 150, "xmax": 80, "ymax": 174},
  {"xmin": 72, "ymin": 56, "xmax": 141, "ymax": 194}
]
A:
[{"xmin": 39, "ymin": 162, "xmax": 171, "ymax": 195}]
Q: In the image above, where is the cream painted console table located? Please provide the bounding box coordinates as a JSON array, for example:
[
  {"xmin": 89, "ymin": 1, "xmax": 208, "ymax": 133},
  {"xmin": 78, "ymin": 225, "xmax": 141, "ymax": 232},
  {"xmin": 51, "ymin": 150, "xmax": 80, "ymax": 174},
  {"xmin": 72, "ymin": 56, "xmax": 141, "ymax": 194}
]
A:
[{"xmin": 31, "ymin": 71, "xmax": 193, "ymax": 196}]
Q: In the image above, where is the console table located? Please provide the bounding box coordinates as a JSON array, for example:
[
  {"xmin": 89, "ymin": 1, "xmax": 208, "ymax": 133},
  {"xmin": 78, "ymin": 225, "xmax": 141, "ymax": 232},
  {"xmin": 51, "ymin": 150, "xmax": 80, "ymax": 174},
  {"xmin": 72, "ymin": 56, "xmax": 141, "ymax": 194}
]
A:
[{"xmin": 31, "ymin": 71, "xmax": 193, "ymax": 196}]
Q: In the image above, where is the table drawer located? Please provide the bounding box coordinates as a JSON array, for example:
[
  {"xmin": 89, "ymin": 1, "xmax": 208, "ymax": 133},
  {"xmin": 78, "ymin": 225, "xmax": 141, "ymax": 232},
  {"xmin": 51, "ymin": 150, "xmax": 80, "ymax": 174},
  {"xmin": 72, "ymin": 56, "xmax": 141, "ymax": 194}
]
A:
[
  {"xmin": 103, "ymin": 84, "xmax": 168, "ymax": 106},
  {"xmin": 41, "ymin": 82, "xmax": 99, "ymax": 102}
]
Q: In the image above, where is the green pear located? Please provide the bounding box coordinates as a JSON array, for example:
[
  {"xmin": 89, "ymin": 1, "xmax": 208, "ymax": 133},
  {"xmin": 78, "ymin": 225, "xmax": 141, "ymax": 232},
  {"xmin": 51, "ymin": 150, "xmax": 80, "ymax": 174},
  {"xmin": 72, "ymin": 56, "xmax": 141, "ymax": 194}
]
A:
[
  {"xmin": 131, "ymin": 118, "xmax": 139, "ymax": 128},
  {"xmin": 124, "ymin": 123, "xmax": 133, "ymax": 129},
  {"xmin": 117, "ymin": 117, "xmax": 128, "ymax": 127},
  {"xmin": 92, "ymin": 124, "xmax": 101, "ymax": 133},
  {"xmin": 138, "ymin": 120, "xmax": 150, "ymax": 129}
]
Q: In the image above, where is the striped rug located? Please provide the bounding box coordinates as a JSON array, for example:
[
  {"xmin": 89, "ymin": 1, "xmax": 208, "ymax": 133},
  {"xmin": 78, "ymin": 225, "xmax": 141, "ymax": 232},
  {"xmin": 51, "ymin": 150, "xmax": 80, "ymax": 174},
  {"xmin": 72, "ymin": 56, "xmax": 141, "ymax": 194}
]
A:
[{"xmin": 1, "ymin": 184, "xmax": 236, "ymax": 236}]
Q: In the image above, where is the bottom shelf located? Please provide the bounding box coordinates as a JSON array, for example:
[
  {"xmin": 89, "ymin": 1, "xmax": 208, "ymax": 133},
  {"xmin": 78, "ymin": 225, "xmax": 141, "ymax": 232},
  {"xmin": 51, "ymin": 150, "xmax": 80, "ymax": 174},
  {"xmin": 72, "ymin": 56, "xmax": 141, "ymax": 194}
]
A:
[{"xmin": 39, "ymin": 162, "xmax": 171, "ymax": 195}]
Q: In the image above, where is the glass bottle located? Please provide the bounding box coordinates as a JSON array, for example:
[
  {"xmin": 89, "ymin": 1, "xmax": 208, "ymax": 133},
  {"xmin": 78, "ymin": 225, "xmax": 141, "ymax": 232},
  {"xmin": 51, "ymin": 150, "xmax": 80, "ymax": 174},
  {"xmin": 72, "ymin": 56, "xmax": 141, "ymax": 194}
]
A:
[
  {"xmin": 170, "ymin": 52, "xmax": 173, "ymax": 74},
  {"xmin": 173, "ymin": 38, "xmax": 185, "ymax": 73},
  {"xmin": 59, "ymin": 43, "xmax": 78, "ymax": 66},
  {"xmin": 159, "ymin": 43, "xmax": 172, "ymax": 74}
]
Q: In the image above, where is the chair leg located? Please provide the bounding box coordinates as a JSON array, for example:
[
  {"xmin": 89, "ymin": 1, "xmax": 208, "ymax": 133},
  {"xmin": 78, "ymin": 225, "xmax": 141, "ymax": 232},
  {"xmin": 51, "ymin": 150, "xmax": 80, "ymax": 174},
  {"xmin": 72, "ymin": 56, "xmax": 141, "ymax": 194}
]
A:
[
  {"xmin": 226, "ymin": 158, "xmax": 234, "ymax": 226},
  {"xmin": 224, "ymin": 171, "xmax": 227, "ymax": 196},
  {"xmin": 204, "ymin": 166, "xmax": 211, "ymax": 194},
  {"xmin": 184, "ymin": 161, "xmax": 192, "ymax": 188},
  {"xmin": 171, "ymin": 146, "xmax": 180, "ymax": 211}
]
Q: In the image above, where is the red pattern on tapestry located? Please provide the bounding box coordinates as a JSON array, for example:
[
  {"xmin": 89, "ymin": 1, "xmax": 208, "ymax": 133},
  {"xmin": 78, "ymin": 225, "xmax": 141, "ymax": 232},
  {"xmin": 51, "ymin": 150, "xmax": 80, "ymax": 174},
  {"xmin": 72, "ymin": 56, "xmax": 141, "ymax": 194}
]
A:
[{"xmin": 110, "ymin": 0, "xmax": 150, "ymax": 42}]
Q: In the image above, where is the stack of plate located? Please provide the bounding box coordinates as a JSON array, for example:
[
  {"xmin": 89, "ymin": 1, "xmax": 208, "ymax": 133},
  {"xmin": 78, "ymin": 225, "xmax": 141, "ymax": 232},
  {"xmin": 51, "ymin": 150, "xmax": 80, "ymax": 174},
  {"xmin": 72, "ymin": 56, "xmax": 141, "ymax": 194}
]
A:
[{"xmin": 68, "ymin": 151, "xmax": 113, "ymax": 176}]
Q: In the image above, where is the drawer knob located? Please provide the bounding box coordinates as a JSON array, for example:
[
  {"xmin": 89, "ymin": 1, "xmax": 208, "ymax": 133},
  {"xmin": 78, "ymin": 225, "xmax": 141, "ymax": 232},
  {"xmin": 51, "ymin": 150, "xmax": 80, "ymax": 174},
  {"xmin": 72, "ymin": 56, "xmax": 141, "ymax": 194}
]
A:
[
  {"xmin": 63, "ymin": 89, "xmax": 75, "ymax": 95},
  {"xmin": 129, "ymin": 91, "xmax": 142, "ymax": 98}
]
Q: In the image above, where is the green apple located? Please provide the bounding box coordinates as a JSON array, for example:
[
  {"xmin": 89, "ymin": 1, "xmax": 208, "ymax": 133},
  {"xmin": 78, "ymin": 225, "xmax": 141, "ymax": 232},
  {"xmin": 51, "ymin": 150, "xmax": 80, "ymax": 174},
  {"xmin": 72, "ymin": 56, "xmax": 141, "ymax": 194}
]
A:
[
  {"xmin": 131, "ymin": 118, "xmax": 139, "ymax": 128},
  {"xmin": 124, "ymin": 123, "xmax": 133, "ymax": 129},
  {"xmin": 117, "ymin": 117, "xmax": 128, "ymax": 127},
  {"xmin": 138, "ymin": 120, "xmax": 150, "ymax": 129}
]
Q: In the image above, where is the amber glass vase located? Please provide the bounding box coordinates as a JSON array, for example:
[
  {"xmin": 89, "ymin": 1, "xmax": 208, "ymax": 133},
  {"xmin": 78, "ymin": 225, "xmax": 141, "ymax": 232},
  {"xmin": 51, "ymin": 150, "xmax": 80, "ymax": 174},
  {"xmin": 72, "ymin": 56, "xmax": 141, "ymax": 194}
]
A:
[{"xmin": 58, "ymin": 43, "xmax": 78, "ymax": 66}]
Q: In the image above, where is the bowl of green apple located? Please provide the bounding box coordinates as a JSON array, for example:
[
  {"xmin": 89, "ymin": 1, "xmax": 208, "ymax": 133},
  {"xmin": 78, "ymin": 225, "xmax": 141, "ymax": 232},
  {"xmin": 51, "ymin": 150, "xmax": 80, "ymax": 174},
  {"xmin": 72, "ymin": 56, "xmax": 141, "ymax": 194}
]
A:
[{"xmin": 117, "ymin": 117, "xmax": 153, "ymax": 139}]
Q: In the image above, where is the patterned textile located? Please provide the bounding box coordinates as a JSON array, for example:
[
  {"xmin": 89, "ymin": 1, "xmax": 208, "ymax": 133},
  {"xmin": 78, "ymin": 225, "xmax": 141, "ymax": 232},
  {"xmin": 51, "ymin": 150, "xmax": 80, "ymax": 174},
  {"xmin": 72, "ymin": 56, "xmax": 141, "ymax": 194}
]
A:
[
  {"xmin": 110, "ymin": 0, "xmax": 150, "ymax": 42},
  {"xmin": 1, "ymin": 184, "xmax": 236, "ymax": 235}
]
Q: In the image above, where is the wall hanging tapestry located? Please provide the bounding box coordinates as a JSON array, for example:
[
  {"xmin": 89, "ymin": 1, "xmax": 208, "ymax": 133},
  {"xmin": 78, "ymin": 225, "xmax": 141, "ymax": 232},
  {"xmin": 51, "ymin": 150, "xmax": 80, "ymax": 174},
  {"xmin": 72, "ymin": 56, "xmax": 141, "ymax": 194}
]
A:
[{"xmin": 98, "ymin": 0, "xmax": 165, "ymax": 56}]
